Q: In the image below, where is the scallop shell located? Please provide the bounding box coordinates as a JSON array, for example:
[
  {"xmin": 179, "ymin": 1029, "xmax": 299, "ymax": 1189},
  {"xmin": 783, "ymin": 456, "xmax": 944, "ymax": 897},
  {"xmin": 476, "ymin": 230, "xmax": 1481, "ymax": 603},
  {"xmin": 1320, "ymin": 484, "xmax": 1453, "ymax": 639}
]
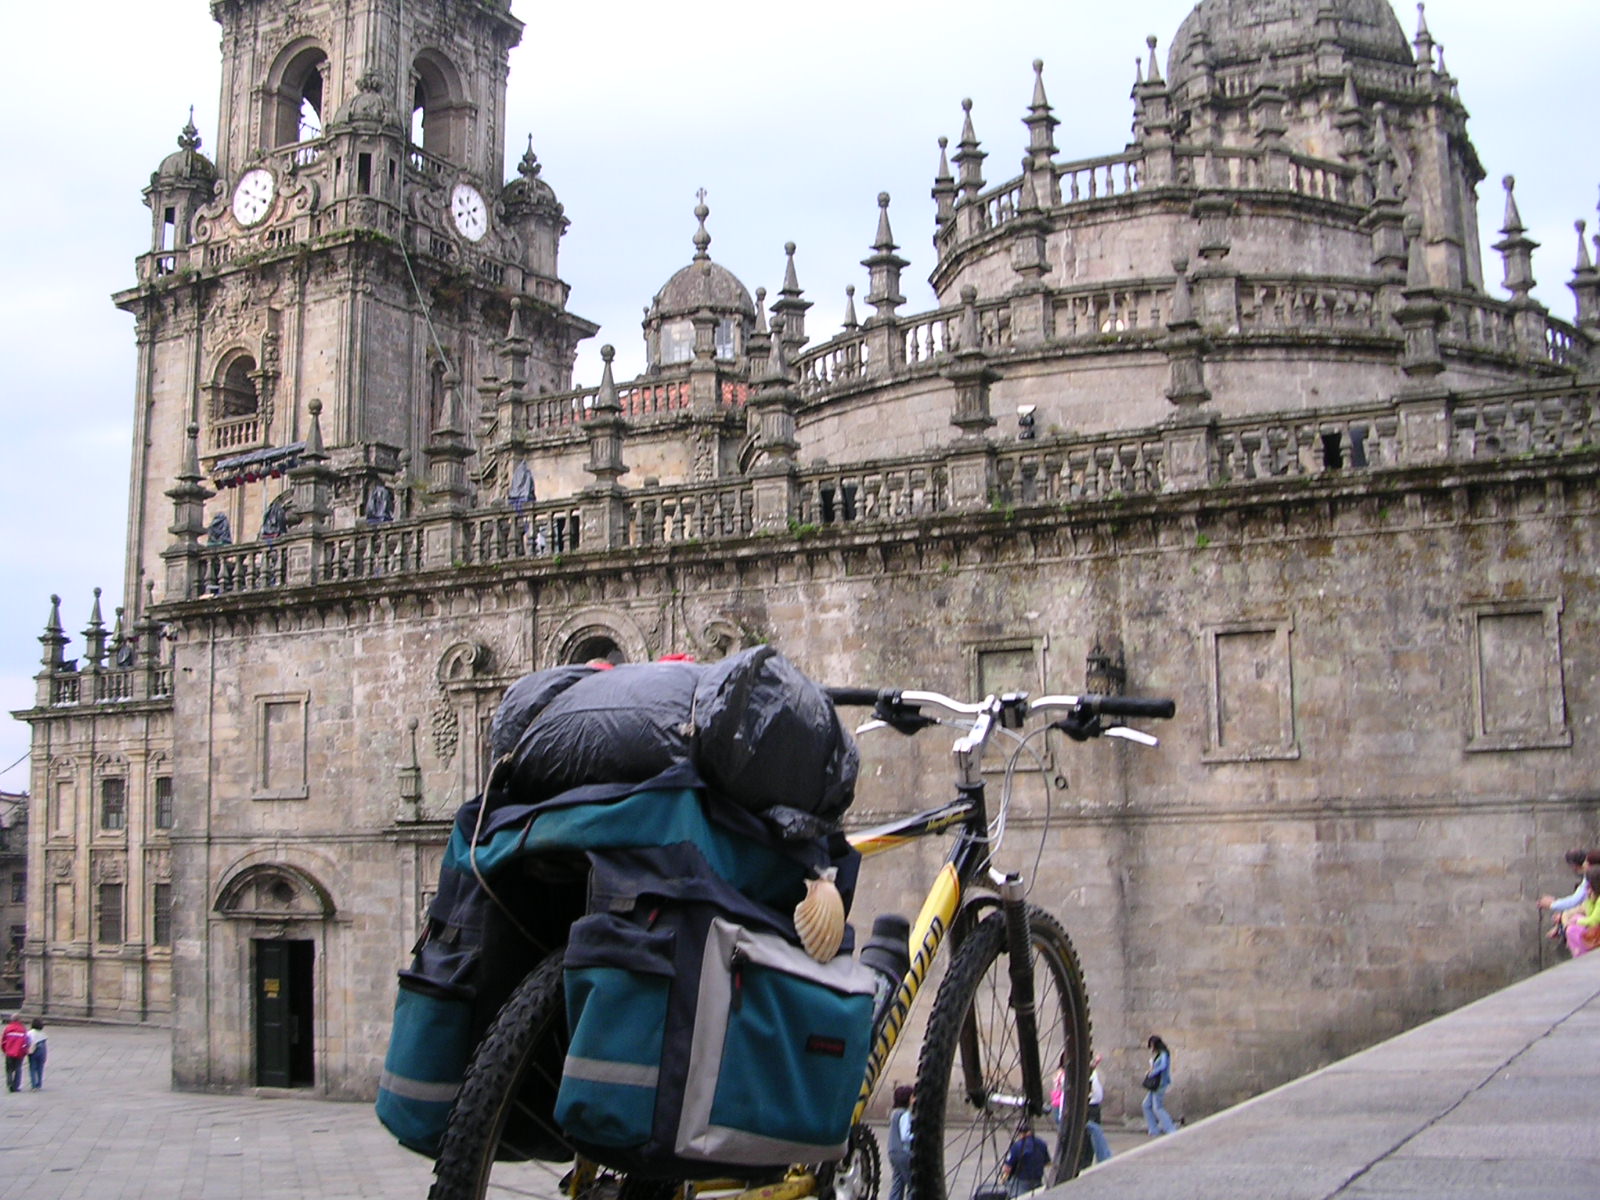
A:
[{"xmin": 794, "ymin": 868, "xmax": 845, "ymax": 963}]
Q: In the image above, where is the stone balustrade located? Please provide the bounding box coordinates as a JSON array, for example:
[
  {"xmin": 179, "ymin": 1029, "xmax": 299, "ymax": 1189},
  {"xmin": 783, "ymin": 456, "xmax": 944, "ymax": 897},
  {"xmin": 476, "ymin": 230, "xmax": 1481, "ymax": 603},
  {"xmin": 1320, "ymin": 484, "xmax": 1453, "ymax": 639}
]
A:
[{"xmin": 152, "ymin": 379, "xmax": 1596, "ymax": 602}]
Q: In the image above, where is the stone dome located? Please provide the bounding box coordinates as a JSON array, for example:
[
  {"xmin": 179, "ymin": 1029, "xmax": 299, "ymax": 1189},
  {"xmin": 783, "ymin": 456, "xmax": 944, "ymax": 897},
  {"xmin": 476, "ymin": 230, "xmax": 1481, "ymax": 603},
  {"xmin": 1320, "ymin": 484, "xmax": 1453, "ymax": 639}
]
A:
[
  {"xmin": 155, "ymin": 119, "xmax": 216, "ymax": 188},
  {"xmin": 502, "ymin": 140, "xmax": 562, "ymax": 219},
  {"xmin": 1167, "ymin": 0, "xmax": 1413, "ymax": 92},
  {"xmin": 649, "ymin": 259, "xmax": 755, "ymax": 322},
  {"xmin": 331, "ymin": 73, "xmax": 402, "ymax": 132}
]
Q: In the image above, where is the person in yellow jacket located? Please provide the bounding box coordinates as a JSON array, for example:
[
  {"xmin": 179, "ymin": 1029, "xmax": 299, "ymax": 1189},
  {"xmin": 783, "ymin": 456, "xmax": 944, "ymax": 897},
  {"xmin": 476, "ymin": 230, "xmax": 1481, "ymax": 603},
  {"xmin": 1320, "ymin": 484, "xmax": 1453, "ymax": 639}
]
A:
[{"xmin": 1564, "ymin": 867, "xmax": 1600, "ymax": 957}]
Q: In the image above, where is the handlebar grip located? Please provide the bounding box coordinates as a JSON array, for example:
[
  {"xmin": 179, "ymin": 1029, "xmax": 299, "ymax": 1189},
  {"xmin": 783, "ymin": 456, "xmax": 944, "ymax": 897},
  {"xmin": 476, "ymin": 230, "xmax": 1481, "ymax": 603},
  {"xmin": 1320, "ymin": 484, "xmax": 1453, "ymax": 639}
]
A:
[
  {"xmin": 825, "ymin": 687, "xmax": 883, "ymax": 708},
  {"xmin": 1088, "ymin": 695, "xmax": 1176, "ymax": 720}
]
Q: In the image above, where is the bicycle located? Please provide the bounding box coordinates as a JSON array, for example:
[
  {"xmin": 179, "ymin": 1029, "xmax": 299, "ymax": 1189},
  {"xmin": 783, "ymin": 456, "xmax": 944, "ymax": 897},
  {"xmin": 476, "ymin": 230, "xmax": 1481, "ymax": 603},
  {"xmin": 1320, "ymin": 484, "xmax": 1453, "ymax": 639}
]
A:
[{"xmin": 428, "ymin": 686, "xmax": 1175, "ymax": 1200}]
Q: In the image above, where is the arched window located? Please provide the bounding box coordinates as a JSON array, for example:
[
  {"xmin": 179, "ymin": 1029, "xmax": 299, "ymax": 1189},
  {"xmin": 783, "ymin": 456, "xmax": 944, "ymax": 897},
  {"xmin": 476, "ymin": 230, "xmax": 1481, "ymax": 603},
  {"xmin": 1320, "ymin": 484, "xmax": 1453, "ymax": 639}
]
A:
[
  {"xmin": 267, "ymin": 43, "xmax": 328, "ymax": 148},
  {"xmin": 410, "ymin": 52, "xmax": 467, "ymax": 161},
  {"xmin": 569, "ymin": 635, "xmax": 625, "ymax": 666},
  {"xmin": 219, "ymin": 355, "xmax": 260, "ymax": 418}
]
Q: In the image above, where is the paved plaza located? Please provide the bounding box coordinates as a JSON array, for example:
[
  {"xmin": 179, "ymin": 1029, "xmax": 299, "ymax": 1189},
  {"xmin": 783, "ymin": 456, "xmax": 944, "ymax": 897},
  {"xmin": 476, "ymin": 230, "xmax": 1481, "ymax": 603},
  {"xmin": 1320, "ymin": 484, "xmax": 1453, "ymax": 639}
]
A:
[{"xmin": 1, "ymin": 952, "xmax": 1596, "ymax": 1199}]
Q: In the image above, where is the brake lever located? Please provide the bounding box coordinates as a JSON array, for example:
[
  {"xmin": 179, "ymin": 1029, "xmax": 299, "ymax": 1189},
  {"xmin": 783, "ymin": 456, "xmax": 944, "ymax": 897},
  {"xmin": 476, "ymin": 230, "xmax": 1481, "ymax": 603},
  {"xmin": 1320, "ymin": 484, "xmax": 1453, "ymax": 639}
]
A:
[
  {"xmin": 1105, "ymin": 726, "xmax": 1159, "ymax": 747},
  {"xmin": 855, "ymin": 718, "xmax": 888, "ymax": 735}
]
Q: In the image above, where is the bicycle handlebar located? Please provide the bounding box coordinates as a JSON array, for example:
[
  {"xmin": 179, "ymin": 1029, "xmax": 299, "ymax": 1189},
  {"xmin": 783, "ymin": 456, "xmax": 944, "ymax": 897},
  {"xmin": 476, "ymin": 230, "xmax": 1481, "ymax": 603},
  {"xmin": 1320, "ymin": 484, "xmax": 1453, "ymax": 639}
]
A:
[{"xmin": 826, "ymin": 686, "xmax": 1174, "ymax": 719}]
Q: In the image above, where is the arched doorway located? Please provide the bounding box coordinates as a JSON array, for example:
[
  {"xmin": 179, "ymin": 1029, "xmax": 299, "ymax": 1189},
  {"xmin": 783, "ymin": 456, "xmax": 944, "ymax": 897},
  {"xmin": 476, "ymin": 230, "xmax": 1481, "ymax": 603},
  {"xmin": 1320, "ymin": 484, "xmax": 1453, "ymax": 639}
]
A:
[{"xmin": 214, "ymin": 863, "xmax": 335, "ymax": 1088}]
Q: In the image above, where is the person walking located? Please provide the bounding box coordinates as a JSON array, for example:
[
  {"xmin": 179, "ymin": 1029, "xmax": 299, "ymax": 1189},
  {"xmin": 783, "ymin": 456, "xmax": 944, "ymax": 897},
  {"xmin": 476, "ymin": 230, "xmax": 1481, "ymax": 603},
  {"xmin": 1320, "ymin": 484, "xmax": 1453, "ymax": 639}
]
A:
[
  {"xmin": 1000, "ymin": 1120, "xmax": 1050, "ymax": 1197},
  {"xmin": 1141, "ymin": 1034, "xmax": 1177, "ymax": 1136},
  {"xmin": 25, "ymin": 1020, "xmax": 46, "ymax": 1090},
  {"xmin": 887, "ymin": 1084, "xmax": 914, "ymax": 1200},
  {"xmin": 1, "ymin": 1015, "xmax": 28, "ymax": 1093},
  {"xmin": 1084, "ymin": 1054, "xmax": 1112, "ymax": 1164}
]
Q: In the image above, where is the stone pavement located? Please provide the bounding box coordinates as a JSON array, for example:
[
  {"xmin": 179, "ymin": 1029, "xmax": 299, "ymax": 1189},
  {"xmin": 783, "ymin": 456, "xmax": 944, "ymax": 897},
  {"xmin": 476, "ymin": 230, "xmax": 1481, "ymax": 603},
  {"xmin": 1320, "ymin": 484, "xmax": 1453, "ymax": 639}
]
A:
[
  {"xmin": 1, "ymin": 952, "xmax": 1596, "ymax": 1200},
  {"xmin": 0, "ymin": 1025, "xmax": 434, "ymax": 1200},
  {"xmin": 1057, "ymin": 950, "xmax": 1600, "ymax": 1200}
]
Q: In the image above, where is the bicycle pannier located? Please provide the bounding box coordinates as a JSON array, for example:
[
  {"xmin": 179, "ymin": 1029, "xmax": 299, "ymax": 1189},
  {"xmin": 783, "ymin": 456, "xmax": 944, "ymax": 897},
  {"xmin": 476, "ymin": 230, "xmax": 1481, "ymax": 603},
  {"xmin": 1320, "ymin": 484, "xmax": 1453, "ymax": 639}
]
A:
[{"xmin": 557, "ymin": 904, "xmax": 875, "ymax": 1173}]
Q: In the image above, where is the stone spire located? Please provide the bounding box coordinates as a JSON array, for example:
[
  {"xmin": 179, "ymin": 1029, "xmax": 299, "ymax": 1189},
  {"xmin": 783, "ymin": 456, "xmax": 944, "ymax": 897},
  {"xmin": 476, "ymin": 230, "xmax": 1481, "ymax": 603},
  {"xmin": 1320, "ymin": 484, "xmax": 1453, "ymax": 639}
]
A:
[
  {"xmin": 953, "ymin": 99, "xmax": 986, "ymax": 207},
  {"xmin": 931, "ymin": 136, "xmax": 958, "ymax": 242},
  {"xmin": 746, "ymin": 286, "xmax": 772, "ymax": 379},
  {"xmin": 39, "ymin": 594, "xmax": 67, "ymax": 670},
  {"xmin": 162, "ymin": 422, "xmax": 215, "ymax": 599},
  {"xmin": 82, "ymin": 587, "xmax": 108, "ymax": 670},
  {"xmin": 425, "ymin": 374, "xmax": 475, "ymax": 510},
  {"xmin": 843, "ymin": 285, "xmax": 859, "ymax": 332},
  {"xmin": 585, "ymin": 345, "xmax": 629, "ymax": 489},
  {"xmin": 1493, "ymin": 175, "xmax": 1539, "ymax": 307},
  {"xmin": 1570, "ymin": 219, "xmax": 1600, "ymax": 330},
  {"xmin": 748, "ymin": 315, "xmax": 802, "ymax": 530},
  {"xmin": 862, "ymin": 193, "xmax": 908, "ymax": 321},
  {"xmin": 1023, "ymin": 60, "xmax": 1059, "ymax": 206},
  {"xmin": 288, "ymin": 398, "xmax": 336, "ymax": 530},
  {"xmin": 771, "ymin": 242, "xmax": 812, "ymax": 354},
  {"xmin": 1134, "ymin": 35, "xmax": 1176, "ymax": 185},
  {"xmin": 1412, "ymin": 2, "xmax": 1435, "ymax": 74}
]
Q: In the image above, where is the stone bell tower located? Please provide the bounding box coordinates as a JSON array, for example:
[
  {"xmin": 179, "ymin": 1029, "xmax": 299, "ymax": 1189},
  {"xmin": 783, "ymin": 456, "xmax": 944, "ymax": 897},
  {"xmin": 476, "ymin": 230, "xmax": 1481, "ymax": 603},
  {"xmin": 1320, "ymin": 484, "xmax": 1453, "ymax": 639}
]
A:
[{"xmin": 117, "ymin": 0, "xmax": 595, "ymax": 605}]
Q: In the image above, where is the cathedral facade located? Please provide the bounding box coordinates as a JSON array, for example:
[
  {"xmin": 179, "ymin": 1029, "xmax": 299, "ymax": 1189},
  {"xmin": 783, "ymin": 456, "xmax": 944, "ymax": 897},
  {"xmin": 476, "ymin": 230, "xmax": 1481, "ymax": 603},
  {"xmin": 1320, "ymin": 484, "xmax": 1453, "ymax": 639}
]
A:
[{"xmin": 15, "ymin": 0, "xmax": 1600, "ymax": 1118}]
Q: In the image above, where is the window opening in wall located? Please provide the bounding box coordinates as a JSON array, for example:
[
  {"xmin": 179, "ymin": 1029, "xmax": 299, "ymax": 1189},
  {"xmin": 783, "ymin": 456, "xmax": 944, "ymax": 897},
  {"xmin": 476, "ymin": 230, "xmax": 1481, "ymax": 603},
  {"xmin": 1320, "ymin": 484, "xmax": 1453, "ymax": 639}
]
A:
[
  {"xmin": 271, "ymin": 48, "xmax": 327, "ymax": 148},
  {"xmin": 161, "ymin": 207, "xmax": 177, "ymax": 251},
  {"xmin": 1320, "ymin": 432, "xmax": 1343, "ymax": 470},
  {"xmin": 154, "ymin": 776, "xmax": 174, "ymax": 830},
  {"xmin": 220, "ymin": 356, "xmax": 260, "ymax": 418},
  {"xmin": 9, "ymin": 875, "xmax": 23, "ymax": 904},
  {"xmin": 569, "ymin": 636, "xmax": 624, "ymax": 666},
  {"xmin": 97, "ymin": 883, "xmax": 124, "ymax": 945},
  {"xmin": 152, "ymin": 883, "xmax": 172, "ymax": 946},
  {"xmin": 100, "ymin": 778, "xmax": 126, "ymax": 831},
  {"xmin": 715, "ymin": 318, "xmax": 736, "ymax": 361},
  {"xmin": 357, "ymin": 152, "xmax": 372, "ymax": 194},
  {"xmin": 298, "ymin": 74, "xmax": 323, "ymax": 141}
]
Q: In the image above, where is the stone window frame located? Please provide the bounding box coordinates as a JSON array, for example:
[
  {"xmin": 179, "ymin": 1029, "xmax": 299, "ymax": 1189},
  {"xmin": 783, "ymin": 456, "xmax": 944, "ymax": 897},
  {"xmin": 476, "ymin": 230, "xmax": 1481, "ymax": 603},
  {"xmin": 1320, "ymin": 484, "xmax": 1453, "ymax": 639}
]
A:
[
  {"xmin": 96, "ymin": 882, "xmax": 124, "ymax": 946},
  {"xmin": 96, "ymin": 757, "xmax": 130, "ymax": 836},
  {"xmin": 965, "ymin": 635, "xmax": 1054, "ymax": 773},
  {"xmin": 254, "ymin": 691, "xmax": 311, "ymax": 800},
  {"xmin": 1200, "ymin": 617, "xmax": 1300, "ymax": 764},
  {"xmin": 1463, "ymin": 598, "xmax": 1571, "ymax": 753},
  {"xmin": 151, "ymin": 882, "xmax": 173, "ymax": 948}
]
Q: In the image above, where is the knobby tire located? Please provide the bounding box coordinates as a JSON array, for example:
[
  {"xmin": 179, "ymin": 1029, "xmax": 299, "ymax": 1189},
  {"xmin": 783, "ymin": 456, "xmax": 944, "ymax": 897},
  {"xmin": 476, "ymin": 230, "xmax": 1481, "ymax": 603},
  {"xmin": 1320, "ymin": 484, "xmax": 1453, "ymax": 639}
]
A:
[
  {"xmin": 908, "ymin": 907, "xmax": 1092, "ymax": 1200},
  {"xmin": 430, "ymin": 949, "xmax": 574, "ymax": 1200}
]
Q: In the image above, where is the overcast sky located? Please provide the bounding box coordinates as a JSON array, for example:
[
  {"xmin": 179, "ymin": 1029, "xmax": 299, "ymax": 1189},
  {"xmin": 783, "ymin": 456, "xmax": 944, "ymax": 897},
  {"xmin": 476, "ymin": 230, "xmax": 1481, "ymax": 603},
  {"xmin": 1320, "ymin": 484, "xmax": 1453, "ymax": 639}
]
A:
[{"xmin": 1, "ymin": 0, "xmax": 1595, "ymax": 788}]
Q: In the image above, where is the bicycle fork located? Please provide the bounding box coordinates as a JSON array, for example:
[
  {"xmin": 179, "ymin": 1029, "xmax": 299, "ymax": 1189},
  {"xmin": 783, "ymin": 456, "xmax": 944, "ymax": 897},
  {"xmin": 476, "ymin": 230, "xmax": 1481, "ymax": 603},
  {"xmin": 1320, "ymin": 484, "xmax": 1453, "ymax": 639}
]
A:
[{"xmin": 958, "ymin": 871, "xmax": 1046, "ymax": 1118}]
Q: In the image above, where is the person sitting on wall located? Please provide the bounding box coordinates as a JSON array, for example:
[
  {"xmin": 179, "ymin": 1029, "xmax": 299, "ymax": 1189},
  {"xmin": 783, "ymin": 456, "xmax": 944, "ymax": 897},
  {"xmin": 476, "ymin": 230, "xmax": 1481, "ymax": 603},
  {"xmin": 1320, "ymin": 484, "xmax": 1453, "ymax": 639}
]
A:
[
  {"xmin": 1539, "ymin": 848, "xmax": 1596, "ymax": 945},
  {"xmin": 1564, "ymin": 865, "xmax": 1600, "ymax": 958}
]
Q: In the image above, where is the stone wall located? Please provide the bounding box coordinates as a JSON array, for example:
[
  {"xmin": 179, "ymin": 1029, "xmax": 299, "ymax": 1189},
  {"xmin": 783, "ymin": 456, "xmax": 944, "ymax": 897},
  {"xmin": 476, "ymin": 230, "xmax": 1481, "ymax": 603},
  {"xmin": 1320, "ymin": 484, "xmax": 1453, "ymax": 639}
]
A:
[{"xmin": 148, "ymin": 440, "xmax": 1599, "ymax": 1106}]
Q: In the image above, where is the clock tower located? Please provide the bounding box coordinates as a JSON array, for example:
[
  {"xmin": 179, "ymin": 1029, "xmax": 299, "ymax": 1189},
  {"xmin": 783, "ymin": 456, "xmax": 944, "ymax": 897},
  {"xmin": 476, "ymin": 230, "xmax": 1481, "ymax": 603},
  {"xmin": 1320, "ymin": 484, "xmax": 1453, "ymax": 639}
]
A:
[{"xmin": 118, "ymin": 0, "xmax": 596, "ymax": 604}]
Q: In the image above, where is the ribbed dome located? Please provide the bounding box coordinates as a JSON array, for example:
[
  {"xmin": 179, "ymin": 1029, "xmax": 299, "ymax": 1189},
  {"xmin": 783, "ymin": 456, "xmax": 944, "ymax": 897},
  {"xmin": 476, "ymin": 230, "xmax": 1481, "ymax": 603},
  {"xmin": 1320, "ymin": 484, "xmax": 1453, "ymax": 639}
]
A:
[
  {"xmin": 650, "ymin": 260, "xmax": 755, "ymax": 322},
  {"xmin": 1168, "ymin": 0, "xmax": 1412, "ymax": 92}
]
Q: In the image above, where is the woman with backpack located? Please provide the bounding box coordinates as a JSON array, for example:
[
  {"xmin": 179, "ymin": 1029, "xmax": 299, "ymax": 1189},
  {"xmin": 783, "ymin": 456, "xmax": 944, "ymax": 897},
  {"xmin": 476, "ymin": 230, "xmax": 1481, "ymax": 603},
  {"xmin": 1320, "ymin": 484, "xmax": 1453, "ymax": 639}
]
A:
[{"xmin": 1142, "ymin": 1034, "xmax": 1177, "ymax": 1136}]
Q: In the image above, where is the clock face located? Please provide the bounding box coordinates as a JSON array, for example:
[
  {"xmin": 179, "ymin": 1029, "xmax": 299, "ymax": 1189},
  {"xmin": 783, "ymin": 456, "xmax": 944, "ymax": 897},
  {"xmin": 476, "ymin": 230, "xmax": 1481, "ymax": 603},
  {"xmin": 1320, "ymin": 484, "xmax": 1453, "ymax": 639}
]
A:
[
  {"xmin": 232, "ymin": 168, "xmax": 275, "ymax": 227},
  {"xmin": 451, "ymin": 183, "xmax": 488, "ymax": 242}
]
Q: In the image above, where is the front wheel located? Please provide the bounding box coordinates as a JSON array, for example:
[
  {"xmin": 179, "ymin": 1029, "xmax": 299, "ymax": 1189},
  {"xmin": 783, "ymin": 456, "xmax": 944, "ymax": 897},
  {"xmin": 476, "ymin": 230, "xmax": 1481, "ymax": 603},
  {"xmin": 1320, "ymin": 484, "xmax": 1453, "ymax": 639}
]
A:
[
  {"xmin": 909, "ymin": 907, "xmax": 1091, "ymax": 1200},
  {"xmin": 430, "ymin": 950, "xmax": 576, "ymax": 1200}
]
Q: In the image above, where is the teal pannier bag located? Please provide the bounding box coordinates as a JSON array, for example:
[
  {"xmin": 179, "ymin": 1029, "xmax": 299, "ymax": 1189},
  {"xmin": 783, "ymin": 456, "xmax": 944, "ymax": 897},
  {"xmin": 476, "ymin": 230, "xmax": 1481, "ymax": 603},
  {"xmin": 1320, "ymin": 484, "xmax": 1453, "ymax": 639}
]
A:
[
  {"xmin": 555, "ymin": 874, "xmax": 875, "ymax": 1177},
  {"xmin": 376, "ymin": 983, "xmax": 478, "ymax": 1155}
]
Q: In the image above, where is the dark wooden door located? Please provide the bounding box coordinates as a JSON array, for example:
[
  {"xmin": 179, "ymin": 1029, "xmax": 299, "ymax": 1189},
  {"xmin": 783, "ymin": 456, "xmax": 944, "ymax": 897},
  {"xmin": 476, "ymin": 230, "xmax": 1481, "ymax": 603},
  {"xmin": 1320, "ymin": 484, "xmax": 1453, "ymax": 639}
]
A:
[{"xmin": 255, "ymin": 939, "xmax": 314, "ymax": 1087}]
